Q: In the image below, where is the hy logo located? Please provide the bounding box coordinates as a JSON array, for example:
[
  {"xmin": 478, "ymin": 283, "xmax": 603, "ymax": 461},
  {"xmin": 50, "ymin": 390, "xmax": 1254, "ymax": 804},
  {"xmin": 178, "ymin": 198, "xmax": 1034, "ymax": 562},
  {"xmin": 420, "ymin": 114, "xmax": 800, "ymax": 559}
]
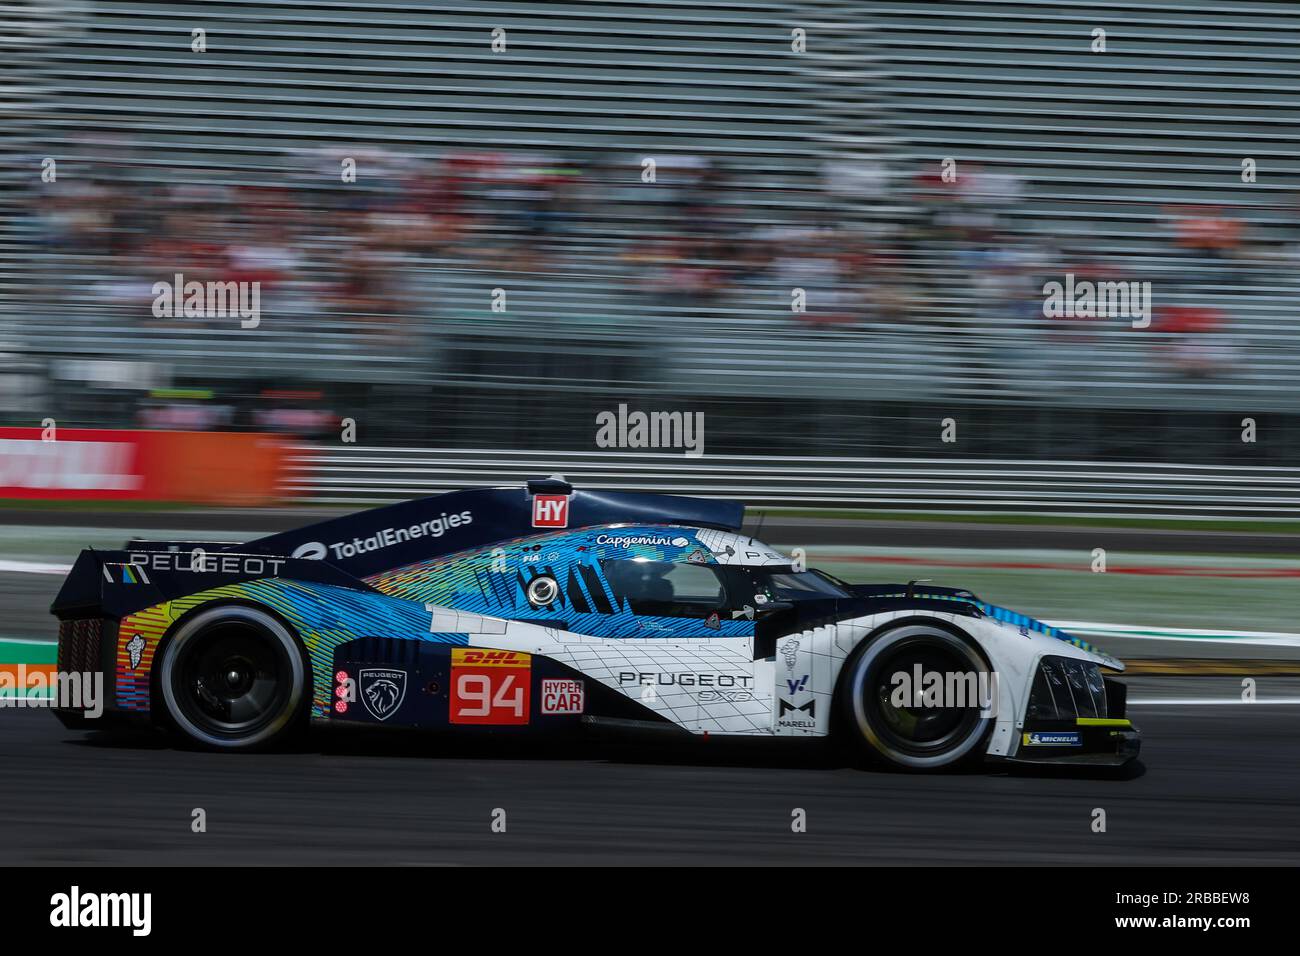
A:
[
  {"xmin": 359, "ymin": 668, "xmax": 407, "ymax": 721},
  {"xmin": 532, "ymin": 494, "xmax": 569, "ymax": 528}
]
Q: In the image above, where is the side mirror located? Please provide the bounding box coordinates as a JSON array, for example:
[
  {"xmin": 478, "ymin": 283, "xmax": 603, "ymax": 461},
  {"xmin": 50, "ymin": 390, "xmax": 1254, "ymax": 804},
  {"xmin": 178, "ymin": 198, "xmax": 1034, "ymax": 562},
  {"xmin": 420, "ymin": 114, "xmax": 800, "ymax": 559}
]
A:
[
  {"xmin": 731, "ymin": 600, "xmax": 793, "ymax": 622},
  {"xmin": 750, "ymin": 599, "xmax": 793, "ymax": 619}
]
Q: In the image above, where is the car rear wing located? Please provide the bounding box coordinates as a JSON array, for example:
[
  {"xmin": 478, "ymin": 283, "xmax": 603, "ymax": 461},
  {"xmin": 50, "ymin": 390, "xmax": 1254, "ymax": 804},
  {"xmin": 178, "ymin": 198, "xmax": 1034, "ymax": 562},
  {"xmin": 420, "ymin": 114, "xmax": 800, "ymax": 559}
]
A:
[
  {"xmin": 49, "ymin": 546, "xmax": 372, "ymax": 621},
  {"xmin": 49, "ymin": 480, "xmax": 746, "ymax": 620},
  {"xmin": 229, "ymin": 480, "xmax": 746, "ymax": 579}
]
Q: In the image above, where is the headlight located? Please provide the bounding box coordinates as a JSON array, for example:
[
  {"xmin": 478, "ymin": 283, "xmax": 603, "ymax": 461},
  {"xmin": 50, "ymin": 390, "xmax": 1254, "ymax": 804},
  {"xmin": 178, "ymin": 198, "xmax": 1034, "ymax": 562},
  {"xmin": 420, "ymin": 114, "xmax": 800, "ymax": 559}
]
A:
[{"xmin": 1027, "ymin": 656, "xmax": 1109, "ymax": 720}]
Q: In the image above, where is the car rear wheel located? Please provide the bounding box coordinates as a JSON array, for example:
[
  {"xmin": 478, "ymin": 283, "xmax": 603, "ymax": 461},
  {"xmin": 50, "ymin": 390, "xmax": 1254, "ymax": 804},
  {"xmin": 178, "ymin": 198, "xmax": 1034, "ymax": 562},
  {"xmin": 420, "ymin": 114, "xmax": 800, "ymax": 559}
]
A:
[
  {"xmin": 158, "ymin": 605, "xmax": 307, "ymax": 750},
  {"xmin": 840, "ymin": 623, "xmax": 994, "ymax": 771}
]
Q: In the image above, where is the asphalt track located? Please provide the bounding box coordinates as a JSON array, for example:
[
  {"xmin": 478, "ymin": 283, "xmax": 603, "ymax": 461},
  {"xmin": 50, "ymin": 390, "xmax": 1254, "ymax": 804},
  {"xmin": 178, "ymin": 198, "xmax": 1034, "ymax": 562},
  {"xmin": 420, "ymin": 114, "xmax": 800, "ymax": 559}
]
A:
[
  {"xmin": 0, "ymin": 699, "xmax": 1297, "ymax": 865},
  {"xmin": 1, "ymin": 510, "xmax": 1297, "ymax": 865},
  {"xmin": 2, "ymin": 574, "xmax": 63, "ymax": 642}
]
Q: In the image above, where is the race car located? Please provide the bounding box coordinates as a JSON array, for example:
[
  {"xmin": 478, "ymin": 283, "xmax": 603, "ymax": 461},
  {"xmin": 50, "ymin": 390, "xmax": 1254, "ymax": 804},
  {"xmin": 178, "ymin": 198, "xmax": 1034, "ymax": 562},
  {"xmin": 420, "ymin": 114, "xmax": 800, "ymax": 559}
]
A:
[{"xmin": 49, "ymin": 478, "xmax": 1139, "ymax": 770}]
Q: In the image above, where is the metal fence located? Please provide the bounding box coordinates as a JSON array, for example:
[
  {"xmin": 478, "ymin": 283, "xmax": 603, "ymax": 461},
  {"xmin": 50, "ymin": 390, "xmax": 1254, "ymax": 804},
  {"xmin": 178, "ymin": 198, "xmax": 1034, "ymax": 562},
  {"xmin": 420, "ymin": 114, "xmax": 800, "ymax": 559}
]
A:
[{"xmin": 287, "ymin": 446, "xmax": 1300, "ymax": 518}]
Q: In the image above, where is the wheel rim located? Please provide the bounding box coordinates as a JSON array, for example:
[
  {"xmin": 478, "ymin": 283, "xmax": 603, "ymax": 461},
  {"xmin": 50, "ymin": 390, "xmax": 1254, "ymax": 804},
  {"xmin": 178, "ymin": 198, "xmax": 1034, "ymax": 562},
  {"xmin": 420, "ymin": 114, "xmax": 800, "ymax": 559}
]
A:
[
  {"xmin": 864, "ymin": 638, "xmax": 983, "ymax": 756},
  {"xmin": 170, "ymin": 616, "xmax": 295, "ymax": 741},
  {"xmin": 849, "ymin": 627, "xmax": 992, "ymax": 767}
]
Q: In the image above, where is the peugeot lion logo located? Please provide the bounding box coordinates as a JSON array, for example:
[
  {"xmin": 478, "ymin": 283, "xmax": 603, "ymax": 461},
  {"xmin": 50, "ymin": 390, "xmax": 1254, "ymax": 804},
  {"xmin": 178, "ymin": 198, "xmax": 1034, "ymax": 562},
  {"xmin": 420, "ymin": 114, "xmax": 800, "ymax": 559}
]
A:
[{"xmin": 359, "ymin": 668, "xmax": 407, "ymax": 721}]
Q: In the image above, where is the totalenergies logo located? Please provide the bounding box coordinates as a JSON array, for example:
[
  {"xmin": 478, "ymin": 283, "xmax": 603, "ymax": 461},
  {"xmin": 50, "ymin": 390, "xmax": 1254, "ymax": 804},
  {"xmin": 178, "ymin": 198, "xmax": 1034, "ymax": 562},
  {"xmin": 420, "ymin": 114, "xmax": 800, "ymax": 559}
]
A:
[{"xmin": 291, "ymin": 511, "xmax": 473, "ymax": 562}]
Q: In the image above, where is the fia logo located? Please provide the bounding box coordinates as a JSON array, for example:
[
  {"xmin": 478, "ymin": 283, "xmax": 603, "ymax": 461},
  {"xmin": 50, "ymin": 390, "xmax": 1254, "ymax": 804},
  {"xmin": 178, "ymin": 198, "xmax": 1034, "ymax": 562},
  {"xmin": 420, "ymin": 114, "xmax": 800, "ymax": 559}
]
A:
[{"xmin": 532, "ymin": 494, "xmax": 569, "ymax": 528}]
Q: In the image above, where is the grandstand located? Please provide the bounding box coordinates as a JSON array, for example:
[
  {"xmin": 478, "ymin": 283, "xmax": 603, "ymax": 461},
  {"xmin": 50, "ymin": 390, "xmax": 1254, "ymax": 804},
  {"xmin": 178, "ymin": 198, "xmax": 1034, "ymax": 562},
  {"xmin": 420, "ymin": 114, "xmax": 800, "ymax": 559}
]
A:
[{"xmin": 3, "ymin": 0, "xmax": 1298, "ymax": 459}]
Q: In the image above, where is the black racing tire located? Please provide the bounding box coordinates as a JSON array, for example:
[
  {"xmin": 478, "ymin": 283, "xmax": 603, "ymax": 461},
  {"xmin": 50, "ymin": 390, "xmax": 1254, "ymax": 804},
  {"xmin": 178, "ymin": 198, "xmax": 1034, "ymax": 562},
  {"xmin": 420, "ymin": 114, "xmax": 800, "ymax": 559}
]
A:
[
  {"xmin": 157, "ymin": 604, "xmax": 308, "ymax": 751},
  {"xmin": 838, "ymin": 622, "xmax": 995, "ymax": 771}
]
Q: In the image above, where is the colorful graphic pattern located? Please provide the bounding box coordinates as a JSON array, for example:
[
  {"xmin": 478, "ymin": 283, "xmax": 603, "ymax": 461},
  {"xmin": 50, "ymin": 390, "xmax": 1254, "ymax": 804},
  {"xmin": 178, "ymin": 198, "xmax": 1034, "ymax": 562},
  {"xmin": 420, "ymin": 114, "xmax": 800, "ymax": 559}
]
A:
[
  {"xmin": 366, "ymin": 524, "xmax": 754, "ymax": 639},
  {"xmin": 899, "ymin": 590, "xmax": 1119, "ymax": 666},
  {"xmin": 116, "ymin": 579, "xmax": 468, "ymax": 717}
]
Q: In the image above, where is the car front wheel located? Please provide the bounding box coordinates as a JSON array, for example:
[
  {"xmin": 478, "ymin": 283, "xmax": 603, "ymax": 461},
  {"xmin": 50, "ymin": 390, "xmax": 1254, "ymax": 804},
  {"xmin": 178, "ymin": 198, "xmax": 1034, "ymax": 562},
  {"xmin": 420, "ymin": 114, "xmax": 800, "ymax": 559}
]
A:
[{"xmin": 839, "ymin": 623, "xmax": 995, "ymax": 770}]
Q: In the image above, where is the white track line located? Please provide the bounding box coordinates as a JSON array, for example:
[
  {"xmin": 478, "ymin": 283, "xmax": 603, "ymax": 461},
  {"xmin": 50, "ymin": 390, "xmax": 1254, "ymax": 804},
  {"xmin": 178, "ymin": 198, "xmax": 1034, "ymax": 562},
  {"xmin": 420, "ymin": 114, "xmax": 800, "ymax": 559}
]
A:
[
  {"xmin": 0, "ymin": 559, "xmax": 71, "ymax": 575},
  {"xmin": 1052, "ymin": 620, "xmax": 1300, "ymax": 645},
  {"xmin": 1131, "ymin": 698, "xmax": 1300, "ymax": 705}
]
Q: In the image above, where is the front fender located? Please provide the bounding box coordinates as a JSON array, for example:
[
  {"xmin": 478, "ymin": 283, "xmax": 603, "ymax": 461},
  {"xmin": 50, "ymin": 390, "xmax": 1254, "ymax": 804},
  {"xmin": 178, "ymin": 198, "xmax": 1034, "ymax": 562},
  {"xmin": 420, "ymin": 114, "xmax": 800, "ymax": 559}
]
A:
[{"xmin": 772, "ymin": 607, "xmax": 1123, "ymax": 756}]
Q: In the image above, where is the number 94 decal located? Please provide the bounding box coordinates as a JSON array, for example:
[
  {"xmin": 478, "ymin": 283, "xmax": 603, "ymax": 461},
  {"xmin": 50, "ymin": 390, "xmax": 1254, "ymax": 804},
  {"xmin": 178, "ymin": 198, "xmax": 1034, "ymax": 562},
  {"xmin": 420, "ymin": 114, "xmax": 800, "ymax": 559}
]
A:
[{"xmin": 450, "ymin": 648, "xmax": 531, "ymax": 725}]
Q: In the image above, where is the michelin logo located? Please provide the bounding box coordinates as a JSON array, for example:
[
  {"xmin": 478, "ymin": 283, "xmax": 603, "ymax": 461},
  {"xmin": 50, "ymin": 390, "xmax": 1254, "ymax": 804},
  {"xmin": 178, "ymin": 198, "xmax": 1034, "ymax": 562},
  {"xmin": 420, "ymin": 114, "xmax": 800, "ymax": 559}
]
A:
[
  {"xmin": 291, "ymin": 511, "xmax": 473, "ymax": 561},
  {"xmin": 1022, "ymin": 731, "xmax": 1082, "ymax": 747},
  {"xmin": 780, "ymin": 638, "xmax": 800, "ymax": 671},
  {"xmin": 126, "ymin": 633, "xmax": 145, "ymax": 669}
]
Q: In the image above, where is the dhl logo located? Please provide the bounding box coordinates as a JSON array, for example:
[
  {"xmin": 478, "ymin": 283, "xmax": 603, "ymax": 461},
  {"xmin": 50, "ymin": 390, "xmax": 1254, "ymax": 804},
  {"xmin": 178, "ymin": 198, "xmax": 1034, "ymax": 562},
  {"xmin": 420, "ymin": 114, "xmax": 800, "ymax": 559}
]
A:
[{"xmin": 452, "ymin": 648, "xmax": 530, "ymax": 668}]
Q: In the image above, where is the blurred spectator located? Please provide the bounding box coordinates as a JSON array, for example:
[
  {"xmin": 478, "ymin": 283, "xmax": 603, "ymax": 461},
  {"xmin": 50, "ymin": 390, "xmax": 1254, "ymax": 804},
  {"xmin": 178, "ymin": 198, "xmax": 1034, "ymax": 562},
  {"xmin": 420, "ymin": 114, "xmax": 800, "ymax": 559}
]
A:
[
  {"xmin": 1152, "ymin": 305, "xmax": 1238, "ymax": 379},
  {"xmin": 137, "ymin": 390, "xmax": 233, "ymax": 430},
  {"xmin": 252, "ymin": 389, "xmax": 340, "ymax": 439},
  {"xmin": 1167, "ymin": 204, "xmax": 1244, "ymax": 258},
  {"xmin": 25, "ymin": 140, "xmax": 1270, "ymax": 364}
]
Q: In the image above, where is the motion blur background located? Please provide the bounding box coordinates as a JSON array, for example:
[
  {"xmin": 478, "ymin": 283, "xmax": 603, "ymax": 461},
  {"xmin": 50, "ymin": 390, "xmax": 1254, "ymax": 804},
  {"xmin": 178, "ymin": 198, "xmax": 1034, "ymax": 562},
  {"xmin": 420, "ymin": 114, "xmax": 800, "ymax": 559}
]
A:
[
  {"xmin": 2, "ymin": 2, "xmax": 1300, "ymax": 867},
  {"xmin": 2, "ymin": 0, "xmax": 1299, "ymax": 506}
]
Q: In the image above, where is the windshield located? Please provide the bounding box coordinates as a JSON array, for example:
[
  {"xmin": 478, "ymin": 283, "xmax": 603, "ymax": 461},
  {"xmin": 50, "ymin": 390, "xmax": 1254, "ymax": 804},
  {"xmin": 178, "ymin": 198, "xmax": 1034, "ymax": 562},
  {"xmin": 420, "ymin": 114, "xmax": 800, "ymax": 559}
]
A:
[{"xmin": 748, "ymin": 566, "xmax": 851, "ymax": 601}]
